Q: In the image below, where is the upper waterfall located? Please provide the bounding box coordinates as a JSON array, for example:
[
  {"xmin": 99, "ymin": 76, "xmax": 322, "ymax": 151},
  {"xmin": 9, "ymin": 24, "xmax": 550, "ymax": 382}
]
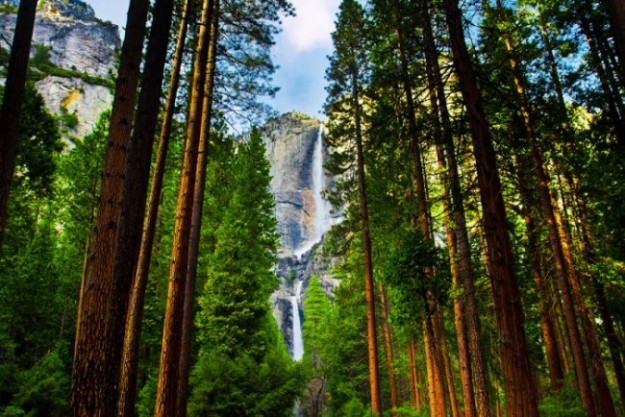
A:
[
  {"xmin": 294, "ymin": 125, "xmax": 332, "ymax": 259},
  {"xmin": 262, "ymin": 112, "xmax": 341, "ymax": 358}
]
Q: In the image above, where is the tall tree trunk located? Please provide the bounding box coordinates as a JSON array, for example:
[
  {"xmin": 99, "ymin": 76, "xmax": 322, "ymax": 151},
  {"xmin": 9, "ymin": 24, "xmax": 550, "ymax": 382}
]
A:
[
  {"xmin": 494, "ymin": 5, "xmax": 616, "ymax": 413},
  {"xmin": 436, "ymin": 313, "xmax": 461, "ymax": 417},
  {"xmin": 407, "ymin": 339, "xmax": 421, "ymax": 411},
  {"xmin": 540, "ymin": 12, "xmax": 625, "ymax": 404},
  {"xmin": 578, "ymin": 14, "xmax": 625, "ymax": 146},
  {"xmin": 442, "ymin": 0, "xmax": 539, "ymax": 415},
  {"xmin": 378, "ymin": 283, "xmax": 399, "ymax": 417},
  {"xmin": 106, "ymin": 0, "xmax": 177, "ymax": 412},
  {"xmin": 423, "ymin": 318, "xmax": 446, "ymax": 417},
  {"xmin": 436, "ymin": 139, "xmax": 476, "ymax": 417},
  {"xmin": 352, "ymin": 67, "xmax": 383, "ymax": 416},
  {"xmin": 153, "ymin": 1, "xmax": 214, "ymax": 415},
  {"xmin": 70, "ymin": 1, "xmax": 150, "ymax": 416},
  {"xmin": 422, "ymin": 0, "xmax": 492, "ymax": 414},
  {"xmin": 0, "ymin": 0, "xmax": 37, "ymax": 254},
  {"xmin": 514, "ymin": 153, "xmax": 565, "ymax": 392},
  {"xmin": 176, "ymin": 2, "xmax": 220, "ymax": 416},
  {"xmin": 388, "ymin": 2, "xmax": 447, "ymax": 414},
  {"xmin": 118, "ymin": 1, "xmax": 192, "ymax": 415}
]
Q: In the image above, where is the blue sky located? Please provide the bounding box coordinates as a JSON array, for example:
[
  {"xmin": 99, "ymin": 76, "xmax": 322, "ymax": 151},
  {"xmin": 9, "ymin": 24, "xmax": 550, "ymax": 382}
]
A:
[{"xmin": 89, "ymin": 0, "xmax": 340, "ymax": 120}]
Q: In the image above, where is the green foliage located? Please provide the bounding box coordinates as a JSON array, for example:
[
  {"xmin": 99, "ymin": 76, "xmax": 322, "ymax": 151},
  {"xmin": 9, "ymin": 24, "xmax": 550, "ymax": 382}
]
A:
[
  {"xmin": 190, "ymin": 128, "xmax": 299, "ymax": 416},
  {"xmin": 342, "ymin": 398, "xmax": 367, "ymax": 417},
  {"xmin": 58, "ymin": 106, "xmax": 79, "ymax": 132},
  {"xmin": 538, "ymin": 388, "xmax": 585, "ymax": 417},
  {"xmin": 381, "ymin": 228, "xmax": 451, "ymax": 326},
  {"xmin": 196, "ymin": 129, "xmax": 278, "ymax": 356},
  {"xmin": 135, "ymin": 373, "xmax": 157, "ymax": 417},
  {"xmin": 188, "ymin": 325, "xmax": 301, "ymax": 417},
  {"xmin": 11, "ymin": 84, "xmax": 63, "ymax": 196},
  {"xmin": 390, "ymin": 406, "xmax": 429, "ymax": 417},
  {"xmin": 6, "ymin": 349, "xmax": 69, "ymax": 417},
  {"xmin": 303, "ymin": 277, "xmax": 332, "ymax": 369}
]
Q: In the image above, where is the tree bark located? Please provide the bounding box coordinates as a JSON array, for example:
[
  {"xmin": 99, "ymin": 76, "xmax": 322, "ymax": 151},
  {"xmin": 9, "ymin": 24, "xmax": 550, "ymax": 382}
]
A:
[
  {"xmin": 387, "ymin": 3, "xmax": 447, "ymax": 414},
  {"xmin": 105, "ymin": 0, "xmax": 177, "ymax": 412},
  {"xmin": 153, "ymin": 1, "xmax": 214, "ymax": 416},
  {"xmin": 407, "ymin": 339, "xmax": 421, "ymax": 411},
  {"xmin": 70, "ymin": 1, "xmax": 150, "ymax": 416},
  {"xmin": 442, "ymin": 0, "xmax": 539, "ymax": 415},
  {"xmin": 176, "ymin": 2, "xmax": 220, "ymax": 416},
  {"xmin": 514, "ymin": 153, "xmax": 565, "ymax": 392},
  {"xmin": 0, "ymin": 0, "xmax": 37, "ymax": 254},
  {"xmin": 117, "ymin": 1, "xmax": 191, "ymax": 416},
  {"xmin": 378, "ymin": 283, "xmax": 399, "ymax": 417},
  {"xmin": 493, "ymin": 4, "xmax": 615, "ymax": 412},
  {"xmin": 421, "ymin": 0, "xmax": 492, "ymax": 414},
  {"xmin": 540, "ymin": 11, "xmax": 625, "ymax": 404},
  {"xmin": 435, "ymin": 313, "xmax": 461, "ymax": 417},
  {"xmin": 352, "ymin": 66, "xmax": 383, "ymax": 416}
]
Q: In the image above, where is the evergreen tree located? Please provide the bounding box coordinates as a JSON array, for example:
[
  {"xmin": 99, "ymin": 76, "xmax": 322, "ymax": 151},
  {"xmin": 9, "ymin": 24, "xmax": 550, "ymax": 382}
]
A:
[
  {"xmin": 301, "ymin": 277, "xmax": 332, "ymax": 417},
  {"xmin": 325, "ymin": 1, "xmax": 382, "ymax": 413},
  {"xmin": 189, "ymin": 129, "xmax": 299, "ymax": 417}
]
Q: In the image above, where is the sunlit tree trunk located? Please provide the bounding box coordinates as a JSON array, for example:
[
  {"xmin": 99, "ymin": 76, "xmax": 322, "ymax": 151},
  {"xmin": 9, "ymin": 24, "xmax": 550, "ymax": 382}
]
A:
[
  {"xmin": 539, "ymin": 11, "xmax": 625, "ymax": 404},
  {"xmin": 351, "ymin": 66, "xmax": 383, "ymax": 416},
  {"xmin": 422, "ymin": 0, "xmax": 492, "ymax": 414},
  {"xmin": 388, "ymin": 2, "xmax": 447, "ymax": 414},
  {"xmin": 70, "ymin": 1, "xmax": 150, "ymax": 416},
  {"xmin": 105, "ymin": 0, "xmax": 177, "ymax": 413},
  {"xmin": 514, "ymin": 152, "xmax": 565, "ymax": 392},
  {"xmin": 0, "ymin": 0, "xmax": 37, "ymax": 254},
  {"xmin": 176, "ymin": 2, "xmax": 220, "ymax": 415},
  {"xmin": 153, "ymin": 1, "xmax": 214, "ymax": 416},
  {"xmin": 436, "ymin": 313, "xmax": 460, "ymax": 417},
  {"xmin": 442, "ymin": 0, "xmax": 539, "ymax": 415},
  {"xmin": 493, "ymin": 4, "xmax": 615, "ymax": 413},
  {"xmin": 117, "ymin": 2, "xmax": 191, "ymax": 416}
]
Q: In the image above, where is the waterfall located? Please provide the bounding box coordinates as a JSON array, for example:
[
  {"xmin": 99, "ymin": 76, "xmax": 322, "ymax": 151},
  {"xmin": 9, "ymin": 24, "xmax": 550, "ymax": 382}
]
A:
[
  {"xmin": 291, "ymin": 280, "xmax": 304, "ymax": 361},
  {"xmin": 294, "ymin": 125, "xmax": 332, "ymax": 259}
]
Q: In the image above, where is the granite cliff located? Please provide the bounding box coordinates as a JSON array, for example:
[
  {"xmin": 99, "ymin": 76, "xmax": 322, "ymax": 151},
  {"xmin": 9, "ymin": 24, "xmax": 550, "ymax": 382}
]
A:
[{"xmin": 0, "ymin": 0, "xmax": 119, "ymax": 138}]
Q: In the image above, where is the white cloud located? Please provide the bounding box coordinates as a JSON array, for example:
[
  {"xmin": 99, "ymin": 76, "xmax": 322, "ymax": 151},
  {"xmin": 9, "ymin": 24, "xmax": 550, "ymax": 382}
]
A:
[{"xmin": 281, "ymin": 0, "xmax": 340, "ymax": 52}]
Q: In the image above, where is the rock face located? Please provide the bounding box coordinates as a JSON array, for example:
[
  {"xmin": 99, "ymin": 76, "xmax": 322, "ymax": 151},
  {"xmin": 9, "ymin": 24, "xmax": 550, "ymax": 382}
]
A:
[
  {"xmin": 0, "ymin": 0, "xmax": 120, "ymax": 138},
  {"xmin": 261, "ymin": 112, "xmax": 342, "ymax": 357}
]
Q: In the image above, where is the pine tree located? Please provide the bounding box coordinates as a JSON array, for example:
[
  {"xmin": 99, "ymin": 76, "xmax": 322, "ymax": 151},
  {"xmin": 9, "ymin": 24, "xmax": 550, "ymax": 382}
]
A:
[
  {"xmin": 442, "ymin": 0, "xmax": 539, "ymax": 415},
  {"xmin": 189, "ymin": 129, "xmax": 299, "ymax": 417},
  {"xmin": 325, "ymin": 1, "xmax": 382, "ymax": 413}
]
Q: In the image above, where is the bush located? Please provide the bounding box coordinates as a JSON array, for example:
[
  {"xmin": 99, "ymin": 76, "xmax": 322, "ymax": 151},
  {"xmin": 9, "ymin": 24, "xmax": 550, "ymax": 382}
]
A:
[{"xmin": 538, "ymin": 388, "xmax": 586, "ymax": 417}]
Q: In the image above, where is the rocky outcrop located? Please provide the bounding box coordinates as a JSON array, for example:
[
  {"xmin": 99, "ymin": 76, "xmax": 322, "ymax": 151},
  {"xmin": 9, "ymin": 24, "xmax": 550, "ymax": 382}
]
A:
[
  {"xmin": 261, "ymin": 112, "xmax": 342, "ymax": 357},
  {"xmin": 0, "ymin": 0, "xmax": 119, "ymax": 138}
]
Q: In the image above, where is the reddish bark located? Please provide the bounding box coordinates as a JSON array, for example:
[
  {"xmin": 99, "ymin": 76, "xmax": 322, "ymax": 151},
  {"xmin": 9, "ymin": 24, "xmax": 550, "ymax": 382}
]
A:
[
  {"xmin": 117, "ymin": 1, "xmax": 191, "ymax": 416},
  {"xmin": 443, "ymin": 0, "xmax": 539, "ymax": 415},
  {"xmin": 153, "ymin": 1, "xmax": 214, "ymax": 416},
  {"xmin": 176, "ymin": 2, "xmax": 220, "ymax": 415},
  {"xmin": 70, "ymin": 1, "xmax": 150, "ymax": 416},
  {"xmin": 378, "ymin": 283, "xmax": 399, "ymax": 417}
]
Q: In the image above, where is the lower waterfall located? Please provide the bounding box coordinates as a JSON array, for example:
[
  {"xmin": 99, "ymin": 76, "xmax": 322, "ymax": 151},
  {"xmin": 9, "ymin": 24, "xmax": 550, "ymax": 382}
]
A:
[{"xmin": 291, "ymin": 280, "xmax": 304, "ymax": 361}]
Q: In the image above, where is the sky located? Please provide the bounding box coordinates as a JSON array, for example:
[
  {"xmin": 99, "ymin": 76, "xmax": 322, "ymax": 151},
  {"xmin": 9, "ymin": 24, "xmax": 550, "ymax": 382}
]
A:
[{"xmin": 89, "ymin": 0, "xmax": 340, "ymax": 120}]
